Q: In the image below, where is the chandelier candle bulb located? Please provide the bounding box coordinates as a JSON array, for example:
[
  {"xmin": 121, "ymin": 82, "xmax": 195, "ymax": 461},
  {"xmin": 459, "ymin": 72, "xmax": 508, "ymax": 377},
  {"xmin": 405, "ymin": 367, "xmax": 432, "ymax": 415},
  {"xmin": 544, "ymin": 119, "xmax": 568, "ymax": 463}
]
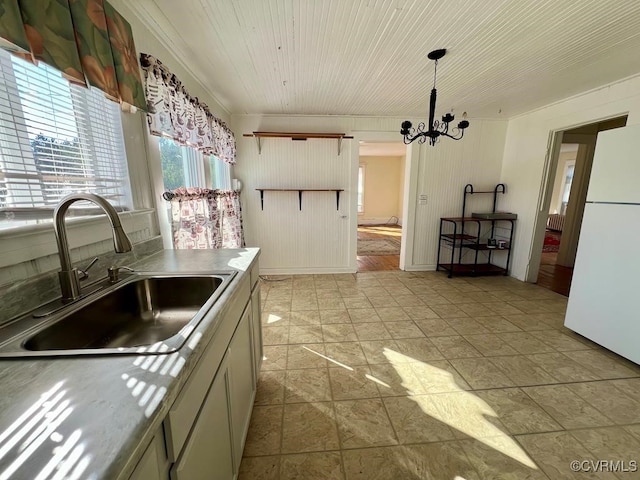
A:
[{"xmin": 400, "ymin": 49, "xmax": 470, "ymax": 146}]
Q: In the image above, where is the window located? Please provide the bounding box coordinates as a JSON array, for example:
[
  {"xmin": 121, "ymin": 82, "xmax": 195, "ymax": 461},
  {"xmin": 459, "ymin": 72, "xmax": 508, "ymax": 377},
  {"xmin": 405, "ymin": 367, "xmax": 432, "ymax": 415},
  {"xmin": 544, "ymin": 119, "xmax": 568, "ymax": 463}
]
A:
[
  {"xmin": 159, "ymin": 137, "xmax": 231, "ymax": 191},
  {"xmin": 560, "ymin": 162, "xmax": 575, "ymax": 215},
  {"xmin": 0, "ymin": 49, "xmax": 131, "ymax": 229},
  {"xmin": 357, "ymin": 165, "xmax": 365, "ymax": 213}
]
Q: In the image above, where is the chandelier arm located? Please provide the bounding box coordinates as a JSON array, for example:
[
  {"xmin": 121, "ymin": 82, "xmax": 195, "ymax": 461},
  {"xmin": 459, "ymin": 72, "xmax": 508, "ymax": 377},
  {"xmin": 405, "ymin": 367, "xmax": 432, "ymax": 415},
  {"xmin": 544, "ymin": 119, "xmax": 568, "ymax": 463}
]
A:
[{"xmin": 440, "ymin": 129, "xmax": 465, "ymax": 140}]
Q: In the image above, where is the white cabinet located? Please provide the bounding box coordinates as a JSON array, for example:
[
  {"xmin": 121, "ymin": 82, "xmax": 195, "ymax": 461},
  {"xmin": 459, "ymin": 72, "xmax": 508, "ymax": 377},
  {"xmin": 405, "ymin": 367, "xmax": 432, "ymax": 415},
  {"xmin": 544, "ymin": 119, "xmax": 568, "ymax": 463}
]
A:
[
  {"xmin": 170, "ymin": 355, "xmax": 234, "ymax": 480},
  {"xmin": 228, "ymin": 307, "xmax": 256, "ymax": 471},
  {"xmin": 250, "ymin": 281, "xmax": 262, "ymax": 381},
  {"xmin": 129, "ymin": 430, "xmax": 169, "ymax": 480}
]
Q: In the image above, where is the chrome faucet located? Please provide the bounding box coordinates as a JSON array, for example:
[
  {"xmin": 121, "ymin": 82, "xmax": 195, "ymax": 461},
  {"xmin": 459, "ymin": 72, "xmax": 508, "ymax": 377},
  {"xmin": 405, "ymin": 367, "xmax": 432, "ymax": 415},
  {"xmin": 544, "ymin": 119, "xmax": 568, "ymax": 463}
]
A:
[{"xmin": 54, "ymin": 193, "xmax": 132, "ymax": 302}]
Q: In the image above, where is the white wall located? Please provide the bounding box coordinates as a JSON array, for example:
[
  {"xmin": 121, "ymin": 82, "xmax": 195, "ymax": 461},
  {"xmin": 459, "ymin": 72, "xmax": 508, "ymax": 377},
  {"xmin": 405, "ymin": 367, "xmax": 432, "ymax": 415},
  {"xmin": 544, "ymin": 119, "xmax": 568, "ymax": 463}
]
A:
[
  {"xmin": 232, "ymin": 114, "xmax": 507, "ymax": 274},
  {"xmin": 358, "ymin": 155, "xmax": 403, "ymax": 224},
  {"xmin": 500, "ymin": 74, "xmax": 640, "ymax": 281}
]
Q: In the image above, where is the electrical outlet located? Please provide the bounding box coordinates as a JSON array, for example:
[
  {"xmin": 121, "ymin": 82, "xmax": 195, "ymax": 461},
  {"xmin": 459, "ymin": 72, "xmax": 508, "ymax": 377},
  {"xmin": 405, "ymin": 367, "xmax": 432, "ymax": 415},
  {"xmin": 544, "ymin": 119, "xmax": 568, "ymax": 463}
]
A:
[{"xmin": 418, "ymin": 194, "xmax": 428, "ymax": 205}]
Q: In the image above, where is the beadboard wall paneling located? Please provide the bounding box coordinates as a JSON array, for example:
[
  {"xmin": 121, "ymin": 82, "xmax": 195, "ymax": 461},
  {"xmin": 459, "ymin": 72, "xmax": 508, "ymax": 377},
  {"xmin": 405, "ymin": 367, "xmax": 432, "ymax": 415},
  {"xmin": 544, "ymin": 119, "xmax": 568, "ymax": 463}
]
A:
[{"xmin": 234, "ymin": 115, "xmax": 507, "ymax": 274}]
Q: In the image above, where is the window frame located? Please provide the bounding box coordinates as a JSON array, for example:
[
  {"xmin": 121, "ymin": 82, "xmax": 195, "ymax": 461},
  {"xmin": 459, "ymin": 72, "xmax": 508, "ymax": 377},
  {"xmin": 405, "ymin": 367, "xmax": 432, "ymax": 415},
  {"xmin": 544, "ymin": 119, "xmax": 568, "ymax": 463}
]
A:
[{"xmin": 357, "ymin": 164, "xmax": 365, "ymax": 214}]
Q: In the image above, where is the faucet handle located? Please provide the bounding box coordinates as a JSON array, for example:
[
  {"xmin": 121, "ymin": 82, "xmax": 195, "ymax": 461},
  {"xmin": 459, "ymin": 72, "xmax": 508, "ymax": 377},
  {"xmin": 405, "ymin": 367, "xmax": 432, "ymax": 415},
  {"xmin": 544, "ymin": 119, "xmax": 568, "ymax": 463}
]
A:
[{"xmin": 78, "ymin": 257, "xmax": 99, "ymax": 281}]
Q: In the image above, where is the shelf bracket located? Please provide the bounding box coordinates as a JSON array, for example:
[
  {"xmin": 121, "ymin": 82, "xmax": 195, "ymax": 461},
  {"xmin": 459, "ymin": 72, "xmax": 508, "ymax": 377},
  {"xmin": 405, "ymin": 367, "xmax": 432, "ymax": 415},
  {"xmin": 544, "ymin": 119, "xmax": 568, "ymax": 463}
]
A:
[
  {"xmin": 255, "ymin": 136, "xmax": 262, "ymax": 154},
  {"xmin": 258, "ymin": 189, "xmax": 264, "ymax": 210},
  {"xmin": 336, "ymin": 190, "xmax": 341, "ymax": 210},
  {"xmin": 338, "ymin": 137, "xmax": 343, "ymax": 156},
  {"xmin": 298, "ymin": 190, "xmax": 303, "ymax": 211}
]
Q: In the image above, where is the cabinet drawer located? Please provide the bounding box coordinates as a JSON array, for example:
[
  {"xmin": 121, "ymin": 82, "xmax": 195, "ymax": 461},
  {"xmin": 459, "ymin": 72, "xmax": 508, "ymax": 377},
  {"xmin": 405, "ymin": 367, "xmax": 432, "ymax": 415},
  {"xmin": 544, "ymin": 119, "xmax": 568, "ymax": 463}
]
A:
[{"xmin": 163, "ymin": 276, "xmax": 250, "ymax": 462}]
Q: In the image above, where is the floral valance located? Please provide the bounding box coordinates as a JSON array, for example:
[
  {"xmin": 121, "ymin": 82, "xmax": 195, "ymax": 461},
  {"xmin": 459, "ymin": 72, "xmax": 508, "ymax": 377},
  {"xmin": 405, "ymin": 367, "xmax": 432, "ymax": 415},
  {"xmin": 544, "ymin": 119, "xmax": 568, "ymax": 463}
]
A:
[
  {"xmin": 140, "ymin": 53, "xmax": 236, "ymax": 164},
  {"xmin": 0, "ymin": 0, "xmax": 146, "ymax": 111}
]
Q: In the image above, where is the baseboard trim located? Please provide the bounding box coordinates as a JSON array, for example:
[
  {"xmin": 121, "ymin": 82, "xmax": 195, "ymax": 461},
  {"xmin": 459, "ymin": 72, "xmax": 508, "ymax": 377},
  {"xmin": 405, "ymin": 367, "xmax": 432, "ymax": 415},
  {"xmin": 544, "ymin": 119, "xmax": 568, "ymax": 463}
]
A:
[
  {"xmin": 260, "ymin": 266, "xmax": 357, "ymax": 275},
  {"xmin": 402, "ymin": 264, "xmax": 437, "ymax": 272}
]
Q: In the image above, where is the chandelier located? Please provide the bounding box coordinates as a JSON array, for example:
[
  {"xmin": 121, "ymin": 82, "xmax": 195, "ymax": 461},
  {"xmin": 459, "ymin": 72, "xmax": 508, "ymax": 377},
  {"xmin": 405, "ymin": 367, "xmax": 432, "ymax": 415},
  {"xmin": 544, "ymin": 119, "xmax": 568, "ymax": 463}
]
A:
[{"xmin": 400, "ymin": 49, "xmax": 469, "ymax": 146}]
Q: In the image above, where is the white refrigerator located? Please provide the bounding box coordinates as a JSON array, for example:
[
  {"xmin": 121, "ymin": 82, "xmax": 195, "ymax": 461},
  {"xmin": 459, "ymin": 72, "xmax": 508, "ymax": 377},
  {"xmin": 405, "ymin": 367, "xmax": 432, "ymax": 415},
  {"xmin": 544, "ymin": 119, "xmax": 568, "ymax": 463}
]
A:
[{"xmin": 564, "ymin": 123, "xmax": 640, "ymax": 364}]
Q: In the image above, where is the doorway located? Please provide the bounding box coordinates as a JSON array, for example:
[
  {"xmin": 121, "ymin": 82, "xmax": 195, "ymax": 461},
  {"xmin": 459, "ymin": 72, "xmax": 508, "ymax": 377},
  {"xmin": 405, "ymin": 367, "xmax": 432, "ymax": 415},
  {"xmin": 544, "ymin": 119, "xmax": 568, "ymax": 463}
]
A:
[
  {"xmin": 356, "ymin": 141, "xmax": 407, "ymax": 271},
  {"xmin": 535, "ymin": 116, "xmax": 628, "ymax": 295}
]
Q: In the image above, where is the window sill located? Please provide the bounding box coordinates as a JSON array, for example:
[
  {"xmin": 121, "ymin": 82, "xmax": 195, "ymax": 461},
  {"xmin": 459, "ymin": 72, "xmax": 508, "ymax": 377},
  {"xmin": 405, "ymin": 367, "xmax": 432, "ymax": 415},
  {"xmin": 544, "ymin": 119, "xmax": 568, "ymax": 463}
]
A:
[{"xmin": 0, "ymin": 209, "xmax": 157, "ymax": 269}]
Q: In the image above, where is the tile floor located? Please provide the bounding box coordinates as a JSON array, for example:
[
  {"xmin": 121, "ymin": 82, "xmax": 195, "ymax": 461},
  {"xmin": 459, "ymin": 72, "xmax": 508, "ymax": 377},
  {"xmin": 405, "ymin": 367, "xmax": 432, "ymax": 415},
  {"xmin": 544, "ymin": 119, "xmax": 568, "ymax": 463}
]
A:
[{"xmin": 239, "ymin": 271, "xmax": 640, "ymax": 480}]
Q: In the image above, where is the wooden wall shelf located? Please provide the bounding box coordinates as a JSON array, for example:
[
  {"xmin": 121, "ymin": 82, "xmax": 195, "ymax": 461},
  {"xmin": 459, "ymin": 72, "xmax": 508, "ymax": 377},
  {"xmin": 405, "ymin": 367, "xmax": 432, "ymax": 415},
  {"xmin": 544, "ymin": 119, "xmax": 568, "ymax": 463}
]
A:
[
  {"xmin": 256, "ymin": 188, "xmax": 344, "ymax": 211},
  {"xmin": 243, "ymin": 131, "xmax": 354, "ymax": 155}
]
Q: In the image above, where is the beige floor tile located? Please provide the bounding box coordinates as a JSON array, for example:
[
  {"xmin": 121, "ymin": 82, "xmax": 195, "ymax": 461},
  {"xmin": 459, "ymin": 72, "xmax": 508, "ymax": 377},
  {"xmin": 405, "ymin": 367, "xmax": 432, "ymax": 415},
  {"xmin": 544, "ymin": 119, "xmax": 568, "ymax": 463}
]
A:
[
  {"xmin": 490, "ymin": 356, "xmax": 559, "ymax": 386},
  {"xmin": 342, "ymin": 297, "xmax": 373, "ymax": 309},
  {"xmin": 413, "ymin": 318, "xmax": 458, "ymax": 337},
  {"xmin": 392, "ymin": 338, "xmax": 445, "ymax": 363},
  {"xmin": 243, "ymin": 405, "xmax": 284, "ymax": 456},
  {"xmin": 281, "ymin": 402, "xmax": 340, "ymax": 454},
  {"xmin": 449, "ymin": 357, "xmax": 516, "ymax": 389},
  {"xmin": 383, "ymin": 321, "xmax": 425, "ymax": 339},
  {"xmin": 418, "ymin": 293, "xmax": 452, "ymax": 306},
  {"xmin": 401, "ymin": 306, "xmax": 440, "ymax": 320},
  {"xmin": 324, "ymin": 342, "xmax": 368, "ymax": 368},
  {"xmin": 463, "ymin": 333, "xmax": 520, "ymax": 356},
  {"xmin": 289, "ymin": 325, "xmax": 324, "ymax": 344},
  {"xmin": 384, "ymin": 286, "xmax": 414, "ymax": 296},
  {"xmin": 341, "ymin": 446, "xmax": 411, "ymax": 480},
  {"xmin": 359, "ymin": 339, "xmax": 400, "ymax": 364},
  {"xmin": 255, "ymin": 370, "xmax": 286, "ymax": 405},
  {"xmin": 525, "ymin": 353, "xmax": 600, "ymax": 382},
  {"xmin": 285, "ymin": 368, "xmax": 332, "ymax": 403},
  {"xmin": 392, "ymin": 294, "xmax": 424, "ymax": 307},
  {"xmin": 507, "ymin": 301, "xmax": 553, "ymax": 314},
  {"xmin": 563, "ymin": 349, "xmax": 640, "ymax": 379},
  {"xmin": 476, "ymin": 316, "xmax": 522, "ymax": 333},
  {"xmin": 516, "ymin": 431, "xmax": 618, "ymax": 480},
  {"xmin": 624, "ymin": 424, "xmax": 640, "ymax": 441},
  {"xmin": 475, "ymin": 388, "xmax": 562, "ymax": 435},
  {"xmin": 263, "ymin": 326, "xmax": 290, "ymax": 345},
  {"xmin": 459, "ymin": 437, "xmax": 550, "ymax": 480},
  {"xmin": 569, "ymin": 426, "xmax": 640, "ymax": 463},
  {"xmin": 402, "ymin": 442, "xmax": 481, "ymax": 479},
  {"xmin": 368, "ymin": 363, "xmax": 426, "ymax": 396},
  {"xmin": 287, "ymin": 344, "xmax": 328, "ymax": 369},
  {"xmin": 522, "ymin": 385, "xmax": 614, "ymax": 429},
  {"xmin": 262, "ymin": 345, "xmax": 288, "ymax": 371},
  {"xmin": 530, "ymin": 330, "xmax": 592, "ymax": 351},
  {"xmin": 430, "ymin": 304, "xmax": 471, "ymax": 318},
  {"xmin": 375, "ymin": 307, "xmax": 410, "ymax": 321},
  {"xmin": 262, "ymin": 311, "xmax": 291, "ymax": 327},
  {"xmin": 410, "ymin": 359, "xmax": 472, "ymax": 393},
  {"xmin": 329, "ymin": 366, "xmax": 380, "ymax": 400},
  {"xmin": 445, "ymin": 317, "xmax": 491, "ymax": 335},
  {"xmin": 567, "ymin": 381, "xmax": 640, "ymax": 425},
  {"xmin": 426, "ymin": 391, "xmax": 509, "ymax": 440},
  {"xmin": 320, "ymin": 309, "xmax": 351, "ymax": 324},
  {"xmin": 361, "ymin": 287, "xmax": 388, "ymax": 297},
  {"xmin": 280, "ymin": 452, "xmax": 345, "ymax": 480},
  {"xmin": 347, "ymin": 308, "xmax": 380, "ymax": 323},
  {"xmin": 264, "ymin": 299, "xmax": 292, "ymax": 312},
  {"xmin": 368, "ymin": 295, "xmax": 400, "ymax": 308},
  {"xmin": 497, "ymin": 332, "xmax": 555, "ymax": 354},
  {"xmin": 322, "ymin": 323, "xmax": 358, "ymax": 342},
  {"xmin": 317, "ymin": 295, "xmax": 344, "ymax": 308},
  {"xmin": 335, "ymin": 398, "xmax": 398, "ymax": 449},
  {"xmin": 501, "ymin": 314, "xmax": 554, "ymax": 331},
  {"xmin": 481, "ymin": 302, "xmax": 526, "ymax": 316},
  {"xmin": 353, "ymin": 322, "xmax": 392, "ymax": 341},
  {"xmin": 611, "ymin": 377, "xmax": 640, "ymax": 397},
  {"xmin": 430, "ymin": 335, "xmax": 483, "ymax": 359},
  {"xmin": 457, "ymin": 302, "xmax": 497, "ymax": 317},
  {"xmin": 289, "ymin": 310, "xmax": 321, "ymax": 325},
  {"xmin": 383, "ymin": 395, "xmax": 457, "ymax": 443},
  {"xmin": 238, "ymin": 455, "xmax": 280, "ymax": 480}
]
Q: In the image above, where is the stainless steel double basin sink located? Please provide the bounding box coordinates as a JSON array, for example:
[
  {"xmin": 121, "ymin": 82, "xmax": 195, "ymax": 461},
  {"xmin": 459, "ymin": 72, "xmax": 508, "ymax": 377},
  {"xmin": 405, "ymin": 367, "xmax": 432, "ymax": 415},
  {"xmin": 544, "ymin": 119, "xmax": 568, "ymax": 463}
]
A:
[{"xmin": 0, "ymin": 271, "xmax": 236, "ymax": 357}]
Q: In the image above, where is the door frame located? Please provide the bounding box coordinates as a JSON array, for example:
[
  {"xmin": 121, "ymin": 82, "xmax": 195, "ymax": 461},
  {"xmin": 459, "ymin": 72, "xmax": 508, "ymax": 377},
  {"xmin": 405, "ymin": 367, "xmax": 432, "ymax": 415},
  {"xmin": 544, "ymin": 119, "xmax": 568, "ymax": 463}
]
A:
[{"xmin": 349, "ymin": 131, "xmax": 417, "ymax": 271}]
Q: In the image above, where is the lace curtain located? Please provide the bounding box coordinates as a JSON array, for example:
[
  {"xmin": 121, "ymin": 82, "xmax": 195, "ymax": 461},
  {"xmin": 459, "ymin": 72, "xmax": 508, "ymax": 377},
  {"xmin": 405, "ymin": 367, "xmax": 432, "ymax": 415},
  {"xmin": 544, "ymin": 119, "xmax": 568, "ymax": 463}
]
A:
[
  {"xmin": 163, "ymin": 188, "xmax": 244, "ymax": 249},
  {"xmin": 140, "ymin": 53, "xmax": 236, "ymax": 164}
]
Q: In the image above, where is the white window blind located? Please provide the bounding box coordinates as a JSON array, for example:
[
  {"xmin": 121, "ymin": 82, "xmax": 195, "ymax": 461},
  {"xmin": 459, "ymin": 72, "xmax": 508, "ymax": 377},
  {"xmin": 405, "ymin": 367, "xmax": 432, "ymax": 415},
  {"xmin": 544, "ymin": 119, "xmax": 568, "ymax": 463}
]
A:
[{"xmin": 0, "ymin": 49, "xmax": 131, "ymax": 225}]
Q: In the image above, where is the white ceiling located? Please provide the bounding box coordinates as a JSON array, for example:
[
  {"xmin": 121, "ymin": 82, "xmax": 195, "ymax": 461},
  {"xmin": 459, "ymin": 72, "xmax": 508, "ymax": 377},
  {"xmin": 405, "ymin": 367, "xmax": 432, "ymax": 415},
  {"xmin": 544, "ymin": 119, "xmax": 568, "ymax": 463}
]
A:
[{"xmin": 128, "ymin": 0, "xmax": 640, "ymax": 120}]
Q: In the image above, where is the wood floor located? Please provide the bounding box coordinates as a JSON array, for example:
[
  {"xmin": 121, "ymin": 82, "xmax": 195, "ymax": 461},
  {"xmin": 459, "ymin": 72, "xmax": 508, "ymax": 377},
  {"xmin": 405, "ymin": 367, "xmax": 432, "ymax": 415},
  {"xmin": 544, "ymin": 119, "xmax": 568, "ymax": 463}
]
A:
[
  {"xmin": 357, "ymin": 224, "xmax": 401, "ymax": 272},
  {"xmin": 536, "ymin": 251, "xmax": 573, "ymax": 297}
]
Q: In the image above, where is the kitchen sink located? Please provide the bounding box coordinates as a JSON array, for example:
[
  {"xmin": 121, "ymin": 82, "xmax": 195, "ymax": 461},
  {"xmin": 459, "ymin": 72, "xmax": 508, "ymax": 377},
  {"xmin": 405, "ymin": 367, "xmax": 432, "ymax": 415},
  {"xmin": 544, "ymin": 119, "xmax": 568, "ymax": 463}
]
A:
[{"xmin": 0, "ymin": 272, "xmax": 236, "ymax": 357}]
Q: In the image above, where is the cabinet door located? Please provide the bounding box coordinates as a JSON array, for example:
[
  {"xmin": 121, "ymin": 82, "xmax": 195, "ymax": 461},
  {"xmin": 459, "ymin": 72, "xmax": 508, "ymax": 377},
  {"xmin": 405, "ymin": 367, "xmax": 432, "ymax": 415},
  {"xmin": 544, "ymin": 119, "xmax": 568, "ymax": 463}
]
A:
[
  {"xmin": 171, "ymin": 356, "xmax": 234, "ymax": 480},
  {"xmin": 250, "ymin": 285, "xmax": 263, "ymax": 377},
  {"xmin": 228, "ymin": 306, "xmax": 256, "ymax": 471},
  {"xmin": 129, "ymin": 430, "xmax": 168, "ymax": 480}
]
